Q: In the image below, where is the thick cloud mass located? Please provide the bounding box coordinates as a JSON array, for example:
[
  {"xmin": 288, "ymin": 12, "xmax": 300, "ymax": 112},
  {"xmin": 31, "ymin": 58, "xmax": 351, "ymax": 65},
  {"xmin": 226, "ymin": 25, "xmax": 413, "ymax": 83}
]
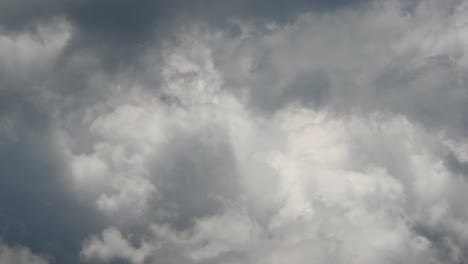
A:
[
  {"xmin": 0, "ymin": 242, "xmax": 49, "ymax": 264},
  {"xmin": 2, "ymin": 0, "xmax": 468, "ymax": 263}
]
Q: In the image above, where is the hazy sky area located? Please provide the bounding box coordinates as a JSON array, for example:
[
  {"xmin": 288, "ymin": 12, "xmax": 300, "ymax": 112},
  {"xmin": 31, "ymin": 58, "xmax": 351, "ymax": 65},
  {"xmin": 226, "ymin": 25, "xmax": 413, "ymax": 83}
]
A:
[{"xmin": 1, "ymin": 0, "xmax": 468, "ymax": 263}]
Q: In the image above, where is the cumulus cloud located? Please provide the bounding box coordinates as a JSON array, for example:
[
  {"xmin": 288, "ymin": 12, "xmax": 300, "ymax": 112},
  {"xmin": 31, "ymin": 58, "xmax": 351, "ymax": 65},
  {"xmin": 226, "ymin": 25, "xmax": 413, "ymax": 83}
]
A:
[
  {"xmin": 2, "ymin": 0, "xmax": 468, "ymax": 263},
  {"xmin": 0, "ymin": 242, "xmax": 49, "ymax": 264},
  {"xmin": 81, "ymin": 227, "xmax": 152, "ymax": 264},
  {"xmin": 75, "ymin": 98, "xmax": 463, "ymax": 264}
]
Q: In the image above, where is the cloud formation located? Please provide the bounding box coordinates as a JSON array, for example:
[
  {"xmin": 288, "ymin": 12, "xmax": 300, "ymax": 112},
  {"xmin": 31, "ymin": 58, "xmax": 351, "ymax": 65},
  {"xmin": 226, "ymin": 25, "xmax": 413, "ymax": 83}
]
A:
[
  {"xmin": 1, "ymin": 0, "xmax": 468, "ymax": 263},
  {"xmin": 0, "ymin": 242, "xmax": 49, "ymax": 264}
]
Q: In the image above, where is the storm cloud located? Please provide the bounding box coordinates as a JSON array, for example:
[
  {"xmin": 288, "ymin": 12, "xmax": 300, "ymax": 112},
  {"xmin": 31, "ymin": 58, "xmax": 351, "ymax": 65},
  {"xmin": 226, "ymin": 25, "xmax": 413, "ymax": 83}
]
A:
[{"xmin": 1, "ymin": 0, "xmax": 468, "ymax": 263}]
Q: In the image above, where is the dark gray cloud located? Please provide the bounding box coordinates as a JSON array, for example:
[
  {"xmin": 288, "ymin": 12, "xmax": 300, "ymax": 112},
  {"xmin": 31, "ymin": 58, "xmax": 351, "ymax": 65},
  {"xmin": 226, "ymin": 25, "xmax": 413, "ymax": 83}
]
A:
[
  {"xmin": 249, "ymin": 69, "xmax": 331, "ymax": 113},
  {"xmin": 1, "ymin": 0, "xmax": 373, "ymax": 32},
  {"xmin": 148, "ymin": 128, "xmax": 240, "ymax": 230},
  {"xmin": 374, "ymin": 54, "xmax": 468, "ymax": 139},
  {"xmin": 0, "ymin": 92, "xmax": 107, "ymax": 263},
  {"xmin": 0, "ymin": 0, "xmax": 374, "ymax": 74},
  {"xmin": 0, "ymin": 0, "xmax": 65, "ymax": 33},
  {"xmin": 445, "ymin": 150, "xmax": 468, "ymax": 178}
]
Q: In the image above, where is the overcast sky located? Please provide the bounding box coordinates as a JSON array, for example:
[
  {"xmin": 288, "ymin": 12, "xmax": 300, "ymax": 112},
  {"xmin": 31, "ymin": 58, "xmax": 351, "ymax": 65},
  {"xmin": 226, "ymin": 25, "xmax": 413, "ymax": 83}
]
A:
[{"xmin": 1, "ymin": 0, "xmax": 468, "ymax": 263}]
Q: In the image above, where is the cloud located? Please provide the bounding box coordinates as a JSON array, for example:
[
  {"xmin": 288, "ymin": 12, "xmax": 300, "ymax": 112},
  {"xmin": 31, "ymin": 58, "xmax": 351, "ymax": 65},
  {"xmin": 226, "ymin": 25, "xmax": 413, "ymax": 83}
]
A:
[
  {"xmin": 0, "ymin": 242, "xmax": 50, "ymax": 264},
  {"xmin": 2, "ymin": 0, "xmax": 468, "ymax": 263},
  {"xmin": 0, "ymin": 0, "xmax": 376, "ymax": 79},
  {"xmin": 73, "ymin": 35, "xmax": 467, "ymax": 263},
  {"xmin": 76, "ymin": 101, "xmax": 457, "ymax": 264},
  {"xmin": 81, "ymin": 227, "xmax": 152, "ymax": 264}
]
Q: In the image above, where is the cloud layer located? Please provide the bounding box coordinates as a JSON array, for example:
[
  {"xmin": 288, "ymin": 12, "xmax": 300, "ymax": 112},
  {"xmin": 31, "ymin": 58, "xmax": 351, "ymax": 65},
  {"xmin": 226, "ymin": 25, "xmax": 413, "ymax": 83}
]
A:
[{"xmin": 1, "ymin": 0, "xmax": 468, "ymax": 263}]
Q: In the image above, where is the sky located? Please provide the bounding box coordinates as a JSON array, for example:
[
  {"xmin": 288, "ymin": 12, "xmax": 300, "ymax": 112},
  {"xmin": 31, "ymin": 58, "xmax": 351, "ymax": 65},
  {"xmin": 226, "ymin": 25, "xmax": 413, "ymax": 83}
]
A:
[{"xmin": 1, "ymin": 0, "xmax": 468, "ymax": 263}]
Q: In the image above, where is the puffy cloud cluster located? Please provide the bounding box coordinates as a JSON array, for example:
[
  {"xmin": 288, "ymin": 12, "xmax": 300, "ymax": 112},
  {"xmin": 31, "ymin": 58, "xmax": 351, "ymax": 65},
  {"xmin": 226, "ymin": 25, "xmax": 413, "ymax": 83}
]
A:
[
  {"xmin": 1, "ymin": 0, "xmax": 468, "ymax": 263},
  {"xmin": 0, "ymin": 242, "xmax": 49, "ymax": 264}
]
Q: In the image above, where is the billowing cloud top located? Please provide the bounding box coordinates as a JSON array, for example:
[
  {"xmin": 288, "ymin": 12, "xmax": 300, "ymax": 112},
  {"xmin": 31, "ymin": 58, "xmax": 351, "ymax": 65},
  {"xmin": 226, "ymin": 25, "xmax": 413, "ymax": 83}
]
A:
[{"xmin": 1, "ymin": 0, "xmax": 468, "ymax": 263}]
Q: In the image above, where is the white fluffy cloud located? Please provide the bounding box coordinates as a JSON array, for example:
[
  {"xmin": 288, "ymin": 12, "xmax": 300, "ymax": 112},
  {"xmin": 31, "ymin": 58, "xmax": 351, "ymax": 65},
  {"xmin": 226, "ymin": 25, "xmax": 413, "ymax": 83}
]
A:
[
  {"xmin": 0, "ymin": 243, "xmax": 49, "ymax": 264},
  {"xmin": 75, "ymin": 11, "xmax": 468, "ymax": 261},
  {"xmin": 81, "ymin": 227, "xmax": 152, "ymax": 264},
  {"xmin": 79, "ymin": 101, "xmax": 460, "ymax": 263}
]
